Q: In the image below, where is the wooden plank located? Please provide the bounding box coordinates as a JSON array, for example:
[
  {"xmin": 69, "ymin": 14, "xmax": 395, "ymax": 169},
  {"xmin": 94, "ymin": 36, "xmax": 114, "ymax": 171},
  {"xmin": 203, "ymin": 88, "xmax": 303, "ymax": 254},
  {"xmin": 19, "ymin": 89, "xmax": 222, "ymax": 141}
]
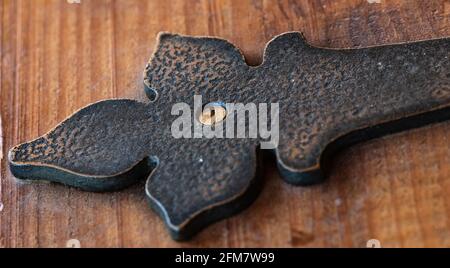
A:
[{"xmin": 0, "ymin": 0, "xmax": 449, "ymax": 247}]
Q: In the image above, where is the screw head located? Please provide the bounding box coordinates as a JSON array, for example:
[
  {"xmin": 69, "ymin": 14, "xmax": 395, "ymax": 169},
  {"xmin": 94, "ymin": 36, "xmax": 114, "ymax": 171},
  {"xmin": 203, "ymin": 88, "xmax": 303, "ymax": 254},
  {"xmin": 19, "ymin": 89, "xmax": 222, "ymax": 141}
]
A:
[
  {"xmin": 199, "ymin": 103, "xmax": 227, "ymax": 126},
  {"xmin": 66, "ymin": 239, "xmax": 81, "ymax": 248}
]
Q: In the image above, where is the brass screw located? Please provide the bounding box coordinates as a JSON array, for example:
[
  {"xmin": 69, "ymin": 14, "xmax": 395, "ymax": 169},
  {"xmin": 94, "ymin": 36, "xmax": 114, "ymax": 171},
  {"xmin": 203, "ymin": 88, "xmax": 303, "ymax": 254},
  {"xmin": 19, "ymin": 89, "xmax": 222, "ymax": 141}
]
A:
[
  {"xmin": 199, "ymin": 104, "xmax": 227, "ymax": 125},
  {"xmin": 66, "ymin": 239, "xmax": 81, "ymax": 248}
]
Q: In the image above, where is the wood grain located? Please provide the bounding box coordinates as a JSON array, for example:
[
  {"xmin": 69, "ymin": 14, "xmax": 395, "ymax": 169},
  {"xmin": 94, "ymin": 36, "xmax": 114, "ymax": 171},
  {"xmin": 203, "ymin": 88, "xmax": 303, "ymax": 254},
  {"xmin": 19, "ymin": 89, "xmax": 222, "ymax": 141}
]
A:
[{"xmin": 0, "ymin": 0, "xmax": 449, "ymax": 247}]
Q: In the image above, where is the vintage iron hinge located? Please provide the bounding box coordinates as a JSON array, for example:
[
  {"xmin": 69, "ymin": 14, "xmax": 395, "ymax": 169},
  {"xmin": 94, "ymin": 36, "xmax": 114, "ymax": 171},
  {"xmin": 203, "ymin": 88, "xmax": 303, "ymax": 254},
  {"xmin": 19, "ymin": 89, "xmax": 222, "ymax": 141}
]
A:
[{"xmin": 9, "ymin": 32, "xmax": 450, "ymax": 240}]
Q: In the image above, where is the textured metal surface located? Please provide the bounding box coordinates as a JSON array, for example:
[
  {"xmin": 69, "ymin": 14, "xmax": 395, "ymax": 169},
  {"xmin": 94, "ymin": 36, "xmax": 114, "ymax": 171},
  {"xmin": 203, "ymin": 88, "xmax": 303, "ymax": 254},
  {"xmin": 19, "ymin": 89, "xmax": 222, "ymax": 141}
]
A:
[{"xmin": 8, "ymin": 32, "xmax": 450, "ymax": 240}]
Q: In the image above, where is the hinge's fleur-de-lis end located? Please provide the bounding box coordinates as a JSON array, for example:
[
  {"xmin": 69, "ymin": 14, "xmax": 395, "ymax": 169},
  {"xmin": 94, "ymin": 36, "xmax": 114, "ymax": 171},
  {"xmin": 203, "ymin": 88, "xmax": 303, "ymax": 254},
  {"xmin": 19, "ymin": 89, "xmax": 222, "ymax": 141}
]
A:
[
  {"xmin": 8, "ymin": 99, "xmax": 156, "ymax": 192},
  {"xmin": 8, "ymin": 32, "xmax": 450, "ymax": 240}
]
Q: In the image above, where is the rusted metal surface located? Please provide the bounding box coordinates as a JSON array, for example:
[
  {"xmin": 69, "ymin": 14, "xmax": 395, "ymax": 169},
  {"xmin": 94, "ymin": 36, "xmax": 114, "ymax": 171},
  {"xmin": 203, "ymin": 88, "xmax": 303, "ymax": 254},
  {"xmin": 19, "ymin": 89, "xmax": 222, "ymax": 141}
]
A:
[{"xmin": 8, "ymin": 32, "xmax": 450, "ymax": 240}]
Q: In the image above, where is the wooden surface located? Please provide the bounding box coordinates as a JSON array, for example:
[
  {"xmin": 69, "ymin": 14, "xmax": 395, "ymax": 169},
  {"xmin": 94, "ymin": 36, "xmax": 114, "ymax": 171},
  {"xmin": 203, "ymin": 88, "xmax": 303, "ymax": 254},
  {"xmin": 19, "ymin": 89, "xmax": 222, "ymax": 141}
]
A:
[{"xmin": 0, "ymin": 0, "xmax": 449, "ymax": 248}]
